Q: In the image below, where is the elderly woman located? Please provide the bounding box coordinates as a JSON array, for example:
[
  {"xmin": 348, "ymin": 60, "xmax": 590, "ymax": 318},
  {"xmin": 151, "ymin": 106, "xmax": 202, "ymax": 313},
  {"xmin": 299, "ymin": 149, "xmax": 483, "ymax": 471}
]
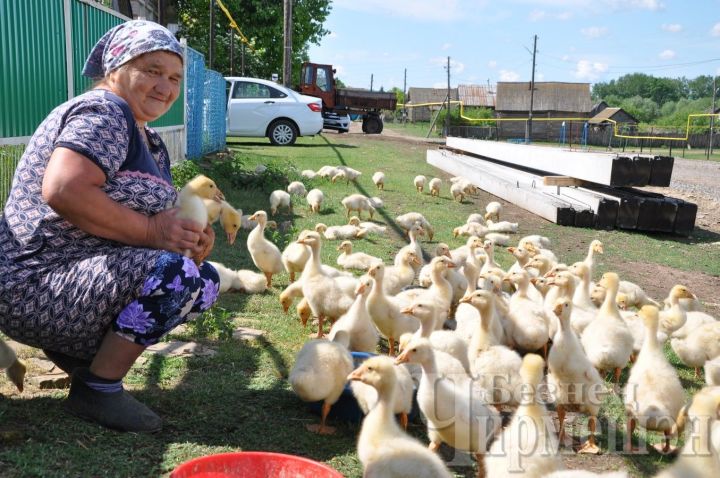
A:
[{"xmin": 0, "ymin": 21, "xmax": 220, "ymax": 432}]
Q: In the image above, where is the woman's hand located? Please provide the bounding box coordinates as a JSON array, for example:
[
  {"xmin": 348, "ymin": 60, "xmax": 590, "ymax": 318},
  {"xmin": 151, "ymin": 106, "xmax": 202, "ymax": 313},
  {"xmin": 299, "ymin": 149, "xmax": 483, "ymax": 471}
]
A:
[
  {"xmin": 191, "ymin": 224, "xmax": 215, "ymax": 265},
  {"xmin": 146, "ymin": 208, "xmax": 204, "ymax": 253}
]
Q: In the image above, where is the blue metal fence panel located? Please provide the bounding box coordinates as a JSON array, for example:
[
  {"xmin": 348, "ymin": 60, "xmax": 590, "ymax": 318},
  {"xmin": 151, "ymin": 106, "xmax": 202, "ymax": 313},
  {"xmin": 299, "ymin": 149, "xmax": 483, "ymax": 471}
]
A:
[
  {"xmin": 185, "ymin": 47, "xmax": 205, "ymax": 159},
  {"xmin": 202, "ymin": 70, "xmax": 227, "ymax": 156}
]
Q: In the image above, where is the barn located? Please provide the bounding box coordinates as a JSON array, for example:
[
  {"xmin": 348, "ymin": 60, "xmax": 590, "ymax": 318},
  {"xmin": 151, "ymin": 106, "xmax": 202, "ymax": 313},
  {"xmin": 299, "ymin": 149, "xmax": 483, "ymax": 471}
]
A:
[
  {"xmin": 406, "ymin": 87, "xmax": 459, "ymax": 122},
  {"xmin": 494, "ymin": 82, "xmax": 592, "ymax": 141}
]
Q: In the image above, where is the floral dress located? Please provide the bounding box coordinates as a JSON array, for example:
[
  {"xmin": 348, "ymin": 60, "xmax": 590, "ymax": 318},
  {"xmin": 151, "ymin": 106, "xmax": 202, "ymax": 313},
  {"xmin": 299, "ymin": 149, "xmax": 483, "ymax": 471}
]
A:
[{"xmin": 0, "ymin": 90, "xmax": 219, "ymax": 359}]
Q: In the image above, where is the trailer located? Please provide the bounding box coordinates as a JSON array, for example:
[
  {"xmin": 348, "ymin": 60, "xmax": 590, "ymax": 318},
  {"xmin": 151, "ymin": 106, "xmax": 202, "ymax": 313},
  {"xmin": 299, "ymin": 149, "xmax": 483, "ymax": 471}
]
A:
[{"xmin": 298, "ymin": 62, "xmax": 397, "ymax": 134}]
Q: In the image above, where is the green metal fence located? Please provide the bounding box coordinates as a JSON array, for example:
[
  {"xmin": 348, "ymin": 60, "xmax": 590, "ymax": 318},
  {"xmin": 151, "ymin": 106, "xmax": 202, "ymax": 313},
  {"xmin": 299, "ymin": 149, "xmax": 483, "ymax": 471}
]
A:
[{"xmin": 0, "ymin": 0, "xmax": 187, "ymax": 208}]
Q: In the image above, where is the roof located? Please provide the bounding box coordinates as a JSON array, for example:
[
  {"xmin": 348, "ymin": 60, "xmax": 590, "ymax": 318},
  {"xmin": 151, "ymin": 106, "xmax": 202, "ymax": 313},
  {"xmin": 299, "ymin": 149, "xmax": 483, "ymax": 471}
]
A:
[
  {"xmin": 589, "ymin": 107, "xmax": 639, "ymax": 124},
  {"xmin": 458, "ymin": 84, "xmax": 495, "ymax": 108},
  {"xmin": 407, "ymin": 87, "xmax": 459, "ymax": 104},
  {"xmin": 496, "ymin": 82, "xmax": 592, "ymax": 113}
]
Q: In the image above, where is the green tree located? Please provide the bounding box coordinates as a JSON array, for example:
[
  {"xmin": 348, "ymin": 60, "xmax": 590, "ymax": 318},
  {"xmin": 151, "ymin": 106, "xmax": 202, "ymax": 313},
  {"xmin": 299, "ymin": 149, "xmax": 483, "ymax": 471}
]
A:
[
  {"xmin": 177, "ymin": 0, "xmax": 331, "ymax": 84},
  {"xmin": 620, "ymin": 95, "xmax": 660, "ymax": 123}
]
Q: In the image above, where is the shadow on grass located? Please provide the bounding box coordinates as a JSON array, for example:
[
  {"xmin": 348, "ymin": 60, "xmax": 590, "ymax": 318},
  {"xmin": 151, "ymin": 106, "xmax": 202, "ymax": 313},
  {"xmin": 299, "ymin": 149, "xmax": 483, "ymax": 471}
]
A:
[{"xmin": 318, "ymin": 135, "xmax": 432, "ymax": 261}]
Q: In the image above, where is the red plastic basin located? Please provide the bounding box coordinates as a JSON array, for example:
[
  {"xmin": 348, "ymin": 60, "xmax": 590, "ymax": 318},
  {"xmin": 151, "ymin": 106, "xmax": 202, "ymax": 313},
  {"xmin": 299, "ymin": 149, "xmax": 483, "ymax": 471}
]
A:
[{"xmin": 170, "ymin": 451, "xmax": 344, "ymax": 478}]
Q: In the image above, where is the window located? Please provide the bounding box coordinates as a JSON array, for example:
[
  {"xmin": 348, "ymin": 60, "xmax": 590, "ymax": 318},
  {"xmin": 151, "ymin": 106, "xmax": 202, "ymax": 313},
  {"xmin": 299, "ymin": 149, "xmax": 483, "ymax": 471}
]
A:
[
  {"xmin": 317, "ymin": 67, "xmax": 331, "ymax": 92},
  {"xmin": 232, "ymin": 81, "xmax": 288, "ymax": 99}
]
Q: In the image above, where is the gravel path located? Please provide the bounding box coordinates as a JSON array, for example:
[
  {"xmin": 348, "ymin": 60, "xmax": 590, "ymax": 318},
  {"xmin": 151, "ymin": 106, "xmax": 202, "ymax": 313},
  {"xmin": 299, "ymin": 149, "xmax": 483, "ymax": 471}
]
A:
[{"xmin": 665, "ymin": 157, "xmax": 720, "ymax": 203}]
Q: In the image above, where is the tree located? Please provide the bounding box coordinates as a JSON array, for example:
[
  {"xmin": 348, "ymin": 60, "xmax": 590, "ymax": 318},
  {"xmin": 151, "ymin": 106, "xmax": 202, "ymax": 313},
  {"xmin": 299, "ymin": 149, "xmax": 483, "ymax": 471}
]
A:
[
  {"xmin": 620, "ymin": 96, "xmax": 660, "ymax": 123},
  {"xmin": 177, "ymin": 0, "xmax": 331, "ymax": 84}
]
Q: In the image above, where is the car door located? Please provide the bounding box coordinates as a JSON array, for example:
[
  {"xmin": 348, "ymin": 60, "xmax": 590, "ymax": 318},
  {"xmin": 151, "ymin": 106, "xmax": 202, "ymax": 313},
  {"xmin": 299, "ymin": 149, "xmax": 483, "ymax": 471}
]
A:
[{"xmin": 226, "ymin": 80, "xmax": 290, "ymax": 136}]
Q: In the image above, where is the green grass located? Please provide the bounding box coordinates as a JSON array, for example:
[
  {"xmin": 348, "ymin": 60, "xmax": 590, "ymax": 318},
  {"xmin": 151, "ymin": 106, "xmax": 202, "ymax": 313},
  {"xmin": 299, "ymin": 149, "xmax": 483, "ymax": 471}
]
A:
[{"xmin": 0, "ymin": 131, "xmax": 716, "ymax": 477}]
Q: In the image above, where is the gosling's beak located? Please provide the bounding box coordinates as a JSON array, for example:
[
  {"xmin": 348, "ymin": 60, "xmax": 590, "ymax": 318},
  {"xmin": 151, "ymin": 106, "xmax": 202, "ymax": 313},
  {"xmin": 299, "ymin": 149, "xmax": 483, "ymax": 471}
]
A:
[
  {"xmin": 395, "ymin": 351, "xmax": 409, "ymax": 365},
  {"xmin": 443, "ymin": 251, "xmax": 452, "ymax": 259},
  {"xmin": 400, "ymin": 306, "xmax": 414, "ymax": 315},
  {"xmin": 356, "ymin": 283, "xmax": 367, "ymax": 295},
  {"xmin": 347, "ymin": 368, "xmax": 364, "ymax": 381},
  {"xmin": 282, "ymin": 302, "xmax": 290, "ymax": 314},
  {"xmin": 545, "ymin": 271, "xmax": 556, "ymax": 278},
  {"xmin": 597, "ymin": 245, "xmax": 604, "ymax": 253},
  {"xmin": 553, "ymin": 303, "xmax": 563, "ymax": 316},
  {"xmin": 227, "ymin": 232, "xmax": 237, "ymax": 245},
  {"xmin": 214, "ymin": 188, "xmax": 225, "ymax": 202},
  {"xmin": 502, "ymin": 276, "xmax": 511, "ymax": 283},
  {"xmin": 453, "ymin": 230, "xmax": 459, "ymax": 238},
  {"xmin": 297, "ymin": 238, "xmax": 308, "ymax": 245},
  {"xmin": 336, "ymin": 245, "xmax": 344, "ymax": 251},
  {"xmin": 411, "ymin": 256, "xmax": 421, "ymax": 265},
  {"xmin": 248, "ymin": 213, "xmax": 257, "ymax": 221},
  {"xmin": 446, "ymin": 262, "xmax": 456, "ymax": 269},
  {"xmin": 507, "ymin": 247, "xmax": 515, "ymax": 253},
  {"xmin": 459, "ymin": 296, "xmax": 471, "ymax": 304},
  {"xmin": 529, "ymin": 277, "xmax": 538, "ymax": 285},
  {"xmin": 522, "ymin": 263, "xmax": 533, "ymax": 270}
]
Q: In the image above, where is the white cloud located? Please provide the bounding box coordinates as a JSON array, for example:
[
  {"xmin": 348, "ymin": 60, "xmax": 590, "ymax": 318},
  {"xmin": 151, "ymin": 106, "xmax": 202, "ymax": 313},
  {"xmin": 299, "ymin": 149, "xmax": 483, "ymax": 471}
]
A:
[
  {"xmin": 561, "ymin": 54, "xmax": 571, "ymax": 61},
  {"xmin": 574, "ymin": 60, "xmax": 608, "ymax": 81},
  {"xmin": 712, "ymin": 23, "xmax": 720, "ymax": 37},
  {"xmin": 529, "ymin": 9, "xmax": 547, "ymax": 21},
  {"xmin": 441, "ymin": 43, "xmax": 452, "ymax": 51},
  {"xmin": 536, "ymin": 72, "xmax": 545, "ymax": 81},
  {"xmin": 500, "ymin": 70, "xmax": 520, "ymax": 81},
  {"xmin": 529, "ymin": 8, "xmax": 572, "ymax": 21},
  {"xmin": 488, "ymin": 60, "xmax": 498, "ymax": 69},
  {"xmin": 429, "ymin": 57, "xmax": 465, "ymax": 75},
  {"xmin": 659, "ymin": 49, "xmax": 676, "ymax": 60},
  {"xmin": 602, "ymin": 0, "xmax": 664, "ymax": 10},
  {"xmin": 333, "ymin": 65, "xmax": 347, "ymax": 78},
  {"xmin": 333, "ymin": 0, "xmax": 473, "ymax": 22},
  {"xmin": 581, "ymin": 26, "xmax": 608, "ymax": 38},
  {"xmin": 661, "ymin": 23, "xmax": 682, "ymax": 33}
]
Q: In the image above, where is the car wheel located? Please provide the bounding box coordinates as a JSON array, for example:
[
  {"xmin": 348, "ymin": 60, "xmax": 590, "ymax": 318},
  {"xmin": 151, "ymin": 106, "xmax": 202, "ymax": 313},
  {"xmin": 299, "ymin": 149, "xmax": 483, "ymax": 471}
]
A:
[
  {"xmin": 268, "ymin": 119, "xmax": 297, "ymax": 146},
  {"xmin": 338, "ymin": 128, "xmax": 348, "ymax": 134},
  {"xmin": 363, "ymin": 116, "xmax": 383, "ymax": 134}
]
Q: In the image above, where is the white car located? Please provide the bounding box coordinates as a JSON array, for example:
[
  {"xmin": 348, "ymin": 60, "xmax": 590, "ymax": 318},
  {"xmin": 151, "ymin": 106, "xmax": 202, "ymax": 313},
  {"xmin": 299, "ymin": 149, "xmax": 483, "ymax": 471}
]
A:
[{"xmin": 225, "ymin": 77, "xmax": 323, "ymax": 146}]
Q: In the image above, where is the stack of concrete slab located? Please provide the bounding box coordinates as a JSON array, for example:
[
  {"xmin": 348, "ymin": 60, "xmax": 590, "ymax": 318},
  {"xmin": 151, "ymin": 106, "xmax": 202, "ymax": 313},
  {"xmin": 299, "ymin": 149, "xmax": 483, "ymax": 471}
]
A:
[{"xmin": 427, "ymin": 138, "xmax": 696, "ymax": 235}]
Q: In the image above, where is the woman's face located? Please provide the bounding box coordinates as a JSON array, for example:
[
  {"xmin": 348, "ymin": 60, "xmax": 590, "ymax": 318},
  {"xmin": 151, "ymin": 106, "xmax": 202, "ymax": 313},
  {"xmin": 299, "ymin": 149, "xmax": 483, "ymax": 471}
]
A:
[{"xmin": 107, "ymin": 51, "xmax": 183, "ymax": 124}]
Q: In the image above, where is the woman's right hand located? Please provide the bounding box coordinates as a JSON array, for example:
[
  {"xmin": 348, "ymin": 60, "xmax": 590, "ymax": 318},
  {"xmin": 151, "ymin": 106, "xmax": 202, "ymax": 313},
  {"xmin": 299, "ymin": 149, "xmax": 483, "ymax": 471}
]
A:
[{"xmin": 146, "ymin": 208, "xmax": 204, "ymax": 253}]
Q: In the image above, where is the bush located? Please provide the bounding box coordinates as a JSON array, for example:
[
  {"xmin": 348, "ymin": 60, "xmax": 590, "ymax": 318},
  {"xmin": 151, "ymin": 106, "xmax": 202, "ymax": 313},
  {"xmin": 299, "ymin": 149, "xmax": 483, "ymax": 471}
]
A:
[
  {"xmin": 187, "ymin": 306, "xmax": 235, "ymax": 340},
  {"xmin": 170, "ymin": 160, "xmax": 202, "ymax": 188},
  {"xmin": 210, "ymin": 152, "xmax": 303, "ymax": 192}
]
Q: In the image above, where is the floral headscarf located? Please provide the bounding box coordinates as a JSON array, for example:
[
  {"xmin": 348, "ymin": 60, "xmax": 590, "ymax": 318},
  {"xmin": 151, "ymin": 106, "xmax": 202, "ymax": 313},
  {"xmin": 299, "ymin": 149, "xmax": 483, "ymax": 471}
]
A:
[{"xmin": 82, "ymin": 20, "xmax": 183, "ymax": 80}]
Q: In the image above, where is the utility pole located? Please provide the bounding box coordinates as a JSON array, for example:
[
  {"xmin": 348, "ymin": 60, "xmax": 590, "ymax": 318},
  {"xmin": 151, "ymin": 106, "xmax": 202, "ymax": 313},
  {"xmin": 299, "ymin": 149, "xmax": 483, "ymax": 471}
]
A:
[
  {"xmin": 208, "ymin": 0, "xmax": 215, "ymax": 69},
  {"xmin": 525, "ymin": 34, "xmax": 537, "ymax": 144},
  {"xmin": 370, "ymin": 74, "xmax": 374, "ymax": 91},
  {"xmin": 445, "ymin": 56, "xmax": 451, "ymax": 137},
  {"xmin": 711, "ymin": 76, "xmax": 717, "ymax": 156},
  {"xmin": 403, "ymin": 68, "xmax": 407, "ymax": 123},
  {"xmin": 283, "ymin": 0, "xmax": 293, "ymax": 87},
  {"xmin": 241, "ymin": 43, "xmax": 245, "ymax": 76},
  {"xmin": 229, "ymin": 30, "xmax": 234, "ymax": 76}
]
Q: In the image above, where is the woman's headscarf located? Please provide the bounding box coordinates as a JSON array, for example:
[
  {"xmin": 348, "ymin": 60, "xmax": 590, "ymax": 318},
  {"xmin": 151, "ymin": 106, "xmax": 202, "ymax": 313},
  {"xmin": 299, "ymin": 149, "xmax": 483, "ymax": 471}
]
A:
[{"xmin": 82, "ymin": 20, "xmax": 183, "ymax": 80}]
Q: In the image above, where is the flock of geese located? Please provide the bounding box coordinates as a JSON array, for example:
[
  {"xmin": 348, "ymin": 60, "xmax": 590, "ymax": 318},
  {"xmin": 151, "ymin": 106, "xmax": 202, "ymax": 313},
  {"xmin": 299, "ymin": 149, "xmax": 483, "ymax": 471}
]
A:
[{"xmin": 1, "ymin": 166, "xmax": 719, "ymax": 478}]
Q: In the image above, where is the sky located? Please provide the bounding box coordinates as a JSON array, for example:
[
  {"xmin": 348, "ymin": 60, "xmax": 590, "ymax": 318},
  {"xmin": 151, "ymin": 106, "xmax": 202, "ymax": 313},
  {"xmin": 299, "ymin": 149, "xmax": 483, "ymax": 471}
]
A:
[{"xmin": 307, "ymin": 0, "xmax": 720, "ymax": 91}]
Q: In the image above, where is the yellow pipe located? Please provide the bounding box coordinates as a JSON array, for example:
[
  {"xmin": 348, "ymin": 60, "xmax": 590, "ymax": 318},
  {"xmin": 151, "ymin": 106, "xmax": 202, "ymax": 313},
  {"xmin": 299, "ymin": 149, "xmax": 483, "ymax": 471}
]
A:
[{"xmin": 216, "ymin": 0, "xmax": 256, "ymax": 53}]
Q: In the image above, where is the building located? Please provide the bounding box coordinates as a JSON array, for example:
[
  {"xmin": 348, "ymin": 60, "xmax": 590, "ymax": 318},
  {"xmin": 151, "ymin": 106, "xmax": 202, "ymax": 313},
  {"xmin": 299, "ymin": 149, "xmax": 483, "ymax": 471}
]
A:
[
  {"xmin": 406, "ymin": 87, "xmax": 459, "ymax": 122},
  {"xmin": 494, "ymin": 82, "xmax": 592, "ymax": 141},
  {"xmin": 458, "ymin": 84, "xmax": 496, "ymax": 109}
]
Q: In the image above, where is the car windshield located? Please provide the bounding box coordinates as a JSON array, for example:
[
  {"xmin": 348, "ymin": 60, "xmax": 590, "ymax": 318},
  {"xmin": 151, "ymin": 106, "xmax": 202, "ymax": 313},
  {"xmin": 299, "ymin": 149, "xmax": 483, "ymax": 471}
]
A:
[{"xmin": 232, "ymin": 81, "xmax": 288, "ymax": 99}]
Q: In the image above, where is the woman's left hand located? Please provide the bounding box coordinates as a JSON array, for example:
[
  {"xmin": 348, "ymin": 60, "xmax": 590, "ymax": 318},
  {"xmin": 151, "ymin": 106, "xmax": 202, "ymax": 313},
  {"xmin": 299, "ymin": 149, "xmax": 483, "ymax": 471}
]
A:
[{"xmin": 192, "ymin": 224, "xmax": 215, "ymax": 265}]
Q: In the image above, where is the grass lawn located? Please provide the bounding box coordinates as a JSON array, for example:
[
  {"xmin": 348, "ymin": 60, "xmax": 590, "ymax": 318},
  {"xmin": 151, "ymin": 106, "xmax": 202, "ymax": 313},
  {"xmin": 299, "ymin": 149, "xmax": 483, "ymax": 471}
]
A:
[{"xmin": 0, "ymin": 130, "xmax": 717, "ymax": 477}]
